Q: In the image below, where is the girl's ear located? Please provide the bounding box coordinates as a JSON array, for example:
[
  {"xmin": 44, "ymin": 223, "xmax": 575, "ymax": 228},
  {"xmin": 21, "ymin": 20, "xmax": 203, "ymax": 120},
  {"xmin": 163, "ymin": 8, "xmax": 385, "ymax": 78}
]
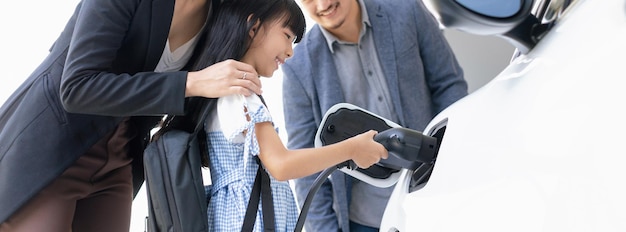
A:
[{"xmin": 248, "ymin": 15, "xmax": 261, "ymax": 38}]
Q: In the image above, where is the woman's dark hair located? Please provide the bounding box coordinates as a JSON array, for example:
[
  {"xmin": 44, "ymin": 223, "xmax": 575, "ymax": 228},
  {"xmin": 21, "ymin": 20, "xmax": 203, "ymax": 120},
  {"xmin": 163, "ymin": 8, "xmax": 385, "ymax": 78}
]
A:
[{"xmin": 192, "ymin": 0, "xmax": 306, "ymax": 71}]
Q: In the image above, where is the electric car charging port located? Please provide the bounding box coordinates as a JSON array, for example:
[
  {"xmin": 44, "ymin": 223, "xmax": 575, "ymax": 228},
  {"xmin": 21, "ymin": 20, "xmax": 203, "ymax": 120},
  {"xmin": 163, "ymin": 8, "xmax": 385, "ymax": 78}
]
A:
[{"xmin": 409, "ymin": 118, "xmax": 447, "ymax": 193}]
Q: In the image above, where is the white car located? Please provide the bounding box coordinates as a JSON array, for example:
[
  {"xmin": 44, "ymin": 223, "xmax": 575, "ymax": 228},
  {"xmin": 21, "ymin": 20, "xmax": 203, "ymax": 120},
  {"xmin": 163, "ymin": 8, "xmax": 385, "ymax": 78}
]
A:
[{"xmin": 323, "ymin": 0, "xmax": 626, "ymax": 231}]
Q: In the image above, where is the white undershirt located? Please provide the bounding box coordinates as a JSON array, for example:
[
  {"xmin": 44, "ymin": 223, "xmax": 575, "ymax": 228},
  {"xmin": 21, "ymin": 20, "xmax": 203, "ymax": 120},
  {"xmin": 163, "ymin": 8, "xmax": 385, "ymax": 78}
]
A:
[{"xmin": 154, "ymin": 28, "xmax": 204, "ymax": 72}]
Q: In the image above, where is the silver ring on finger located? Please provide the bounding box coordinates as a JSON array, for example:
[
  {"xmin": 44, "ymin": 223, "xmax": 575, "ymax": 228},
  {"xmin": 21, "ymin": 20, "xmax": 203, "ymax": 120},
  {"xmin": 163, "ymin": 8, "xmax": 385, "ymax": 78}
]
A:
[{"xmin": 242, "ymin": 72, "xmax": 247, "ymax": 80}]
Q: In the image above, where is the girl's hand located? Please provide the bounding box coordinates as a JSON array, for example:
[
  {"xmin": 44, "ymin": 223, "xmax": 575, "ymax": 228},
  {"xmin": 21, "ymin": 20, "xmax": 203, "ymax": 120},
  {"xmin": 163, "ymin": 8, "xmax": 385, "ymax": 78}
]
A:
[
  {"xmin": 185, "ymin": 59, "xmax": 262, "ymax": 98},
  {"xmin": 349, "ymin": 130, "xmax": 388, "ymax": 169}
]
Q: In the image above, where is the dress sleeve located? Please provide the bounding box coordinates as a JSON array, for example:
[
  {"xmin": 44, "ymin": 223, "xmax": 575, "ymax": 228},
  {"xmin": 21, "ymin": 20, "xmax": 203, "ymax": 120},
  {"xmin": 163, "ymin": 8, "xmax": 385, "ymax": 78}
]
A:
[{"xmin": 217, "ymin": 94, "xmax": 272, "ymax": 144}]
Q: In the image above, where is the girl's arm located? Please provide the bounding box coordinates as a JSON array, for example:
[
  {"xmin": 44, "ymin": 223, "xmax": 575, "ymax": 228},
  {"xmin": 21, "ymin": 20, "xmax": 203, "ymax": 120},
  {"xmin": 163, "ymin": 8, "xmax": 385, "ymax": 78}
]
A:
[{"xmin": 255, "ymin": 122, "xmax": 387, "ymax": 181}]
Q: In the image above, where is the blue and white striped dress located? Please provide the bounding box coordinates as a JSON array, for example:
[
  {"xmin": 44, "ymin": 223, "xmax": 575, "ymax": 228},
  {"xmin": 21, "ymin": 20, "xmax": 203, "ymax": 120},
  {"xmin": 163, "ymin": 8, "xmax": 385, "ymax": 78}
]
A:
[{"xmin": 204, "ymin": 94, "xmax": 297, "ymax": 231}]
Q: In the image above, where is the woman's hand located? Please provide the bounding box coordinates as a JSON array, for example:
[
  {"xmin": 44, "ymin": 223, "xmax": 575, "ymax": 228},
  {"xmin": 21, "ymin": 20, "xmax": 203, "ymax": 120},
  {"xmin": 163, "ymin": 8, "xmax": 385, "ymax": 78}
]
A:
[
  {"xmin": 185, "ymin": 59, "xmax": 262, "ymax": 98},
  {"xmin": 348, "ymin": 130, "xmax": 388, "ymax": 169}
]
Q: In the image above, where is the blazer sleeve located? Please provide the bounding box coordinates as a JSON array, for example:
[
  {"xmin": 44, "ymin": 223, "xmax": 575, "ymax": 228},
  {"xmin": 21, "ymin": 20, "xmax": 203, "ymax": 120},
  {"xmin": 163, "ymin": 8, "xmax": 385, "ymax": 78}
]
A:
[{"xmin": 60, "ymin": 0, "xmax": 187, "ymax": 116}]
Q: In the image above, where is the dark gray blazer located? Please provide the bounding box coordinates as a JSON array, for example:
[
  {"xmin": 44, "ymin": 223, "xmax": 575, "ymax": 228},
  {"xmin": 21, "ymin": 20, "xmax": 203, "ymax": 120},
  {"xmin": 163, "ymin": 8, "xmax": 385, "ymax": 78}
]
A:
[
  {"xmin": 281, "ymin": 0, "xmax": 468, "ymax": 230},
  {"xmin": 0, "ymin": 0, "xmax": 196, "ymax": 223}
]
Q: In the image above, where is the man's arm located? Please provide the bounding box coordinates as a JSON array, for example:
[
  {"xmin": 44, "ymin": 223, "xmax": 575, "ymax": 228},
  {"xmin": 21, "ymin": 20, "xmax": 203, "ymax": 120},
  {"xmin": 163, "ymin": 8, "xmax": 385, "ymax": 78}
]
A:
[{"xmin": 412, "ymin": 0, "xmax": 469, "ymax": 112}]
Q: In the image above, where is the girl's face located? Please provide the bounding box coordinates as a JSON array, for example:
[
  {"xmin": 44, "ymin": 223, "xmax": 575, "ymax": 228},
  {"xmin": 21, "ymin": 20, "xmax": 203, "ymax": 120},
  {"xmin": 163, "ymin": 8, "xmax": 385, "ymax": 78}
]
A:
[{"xmin": 241, "ymin": 19, "xmax": 297, "ymax": 77}]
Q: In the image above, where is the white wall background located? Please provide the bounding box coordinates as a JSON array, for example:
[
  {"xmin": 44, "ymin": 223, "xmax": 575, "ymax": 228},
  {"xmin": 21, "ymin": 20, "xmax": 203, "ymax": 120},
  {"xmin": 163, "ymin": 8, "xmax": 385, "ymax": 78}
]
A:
[{"xmin": 0, "ymin": 1, "xmax": 513, "ymax": 231}]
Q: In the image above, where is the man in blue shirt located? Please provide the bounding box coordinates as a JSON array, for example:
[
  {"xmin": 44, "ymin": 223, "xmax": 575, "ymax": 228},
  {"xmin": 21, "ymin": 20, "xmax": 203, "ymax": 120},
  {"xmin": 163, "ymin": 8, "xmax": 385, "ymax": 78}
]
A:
[{"xmin": 282, "ymin": 0, "xmax": 468, "ymax": 231}]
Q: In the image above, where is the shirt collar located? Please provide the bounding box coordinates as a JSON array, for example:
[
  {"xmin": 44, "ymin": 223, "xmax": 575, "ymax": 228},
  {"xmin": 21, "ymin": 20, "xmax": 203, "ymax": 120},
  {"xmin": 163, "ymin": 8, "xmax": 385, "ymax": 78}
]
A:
[{"xmin": 320, "ymin": 0, "xmax": 372, "ymax": 53}]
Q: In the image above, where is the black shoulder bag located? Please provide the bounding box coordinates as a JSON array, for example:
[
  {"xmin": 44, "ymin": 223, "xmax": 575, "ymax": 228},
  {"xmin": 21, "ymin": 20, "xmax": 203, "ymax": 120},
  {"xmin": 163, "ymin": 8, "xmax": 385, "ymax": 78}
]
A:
[
  {"xmin": 144, "ymin": 96, "xmax": 275, "ymax": 232},
  {"xmin": 143, "ymin": 98, "xmax": 215, "ymax": 232}
]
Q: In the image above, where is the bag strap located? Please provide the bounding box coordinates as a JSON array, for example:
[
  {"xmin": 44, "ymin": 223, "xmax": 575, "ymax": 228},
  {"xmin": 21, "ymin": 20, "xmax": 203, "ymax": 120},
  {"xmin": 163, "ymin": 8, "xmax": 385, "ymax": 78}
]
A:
[
  {"xmin": 190, "ymin": 99, "xmax": 215, "ymax": 168},
  {"xmin": 191, "ymin": 98, "xmax": 214, "ymax": 137},
  {"xmin": 241, "ymin": 157, "xmax": 275, "ymax": 232},
  {"xmin": 259, "ymin": 162, "xmax": 275, "ymax": 232}
]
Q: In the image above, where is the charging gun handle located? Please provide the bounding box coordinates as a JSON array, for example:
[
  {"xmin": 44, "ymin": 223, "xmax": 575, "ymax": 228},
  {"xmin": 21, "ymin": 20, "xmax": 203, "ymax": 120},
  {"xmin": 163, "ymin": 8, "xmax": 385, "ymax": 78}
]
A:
[{"xmin": 373, "ymin": 127, "xmax": 438, "ymax": 170}]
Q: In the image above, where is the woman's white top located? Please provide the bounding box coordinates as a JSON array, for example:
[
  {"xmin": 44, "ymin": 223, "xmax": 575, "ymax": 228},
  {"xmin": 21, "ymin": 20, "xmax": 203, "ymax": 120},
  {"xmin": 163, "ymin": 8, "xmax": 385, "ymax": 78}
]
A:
[{"xmin": 154, "ymin": 30, "xmax": 203, "ymax": 72}]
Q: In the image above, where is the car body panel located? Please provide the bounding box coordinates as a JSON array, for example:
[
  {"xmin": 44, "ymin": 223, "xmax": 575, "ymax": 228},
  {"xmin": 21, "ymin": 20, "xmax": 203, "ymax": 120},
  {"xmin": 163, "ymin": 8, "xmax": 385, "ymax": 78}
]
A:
[{"xmin": 381, "ymin": 0, "xmax": 626, "ymax": 231}]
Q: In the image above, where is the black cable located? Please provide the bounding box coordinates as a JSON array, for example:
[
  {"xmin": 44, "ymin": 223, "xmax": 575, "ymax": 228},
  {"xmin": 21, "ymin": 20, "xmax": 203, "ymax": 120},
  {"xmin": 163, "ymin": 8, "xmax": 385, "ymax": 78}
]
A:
[{"xmin": 294, "ymin": 166, "xmax": 339, "ymax": 232}]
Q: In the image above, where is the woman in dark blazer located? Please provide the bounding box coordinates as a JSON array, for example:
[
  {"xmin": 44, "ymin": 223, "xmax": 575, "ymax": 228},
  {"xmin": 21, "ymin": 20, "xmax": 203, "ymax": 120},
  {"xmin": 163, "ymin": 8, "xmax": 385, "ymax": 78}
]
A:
[{"xmin": 0, "ymin": 0, "xmax": 262, "ymax": 231}]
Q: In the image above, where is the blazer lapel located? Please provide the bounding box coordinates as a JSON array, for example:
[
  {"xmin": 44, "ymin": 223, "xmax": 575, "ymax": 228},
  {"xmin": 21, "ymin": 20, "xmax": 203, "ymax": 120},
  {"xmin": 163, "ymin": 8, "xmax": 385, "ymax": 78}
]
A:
[
  {"xmin": 308, "ymin": 27, "xmax": 346, "ymax": 108},
  {"xmin": 143, "ymin": 0, "xmax": 175, "ymax": 70},
  {"xmin": 367, "ymin": 1, "xmax": 406, "ymax": 126}
]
